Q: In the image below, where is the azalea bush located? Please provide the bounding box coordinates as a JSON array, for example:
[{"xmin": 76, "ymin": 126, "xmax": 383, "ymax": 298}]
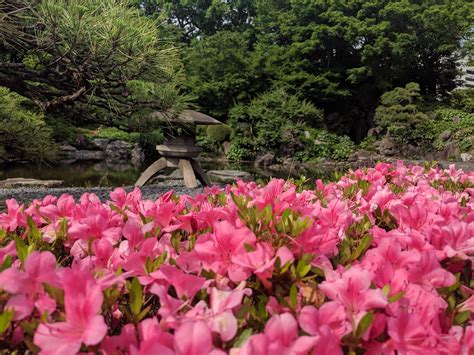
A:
[{"xmin": 0, "ymin": 162, "xmax": 474, "ymax": 354}]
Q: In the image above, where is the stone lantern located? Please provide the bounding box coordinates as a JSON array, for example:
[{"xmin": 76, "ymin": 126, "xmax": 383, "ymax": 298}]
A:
[{"xmin": 135, "ymin": 110, "xmax": 222, "ymax": 188}]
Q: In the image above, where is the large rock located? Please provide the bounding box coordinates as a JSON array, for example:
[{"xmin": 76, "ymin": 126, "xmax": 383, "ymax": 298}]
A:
[
  {"xmin": 59, "ymin": 144, "xmax": 104, "ymax": 161},
  {"xmin": 76, "ymin": 150, "xmax": 105, "ymax": 160},
  {"xmin": 91, "ymin": 138, "xmax": 110, "ymax": 151},
  {"xmin": 374, "ymin": 137, "xmax": 398, "ymax": 156},
  {"xmin": 131, "ymin": 144, "xmax": 145, "ymax": 167},
  {"xmin": 59, "ymin": 144, "xmax": 78, "ymax": 159},
  {"xmin": 255, "ymin": 153, "xmax": 275, "ymax": 167},
  {"xmin": 439, "ymin": 130, "xmax": 452, "ymax": 141},
  {"xmin": 348, "ymin": 150, "xmax": 372, "ymax": 162},
  {"xmin": 367, "ymin": 127, "xmax": 382, "ymax": 137},
  {"xmin": 105, "ymin": 140, "xmax": 133, "ymax": 162},
  {"xmin": 0, "ymin": 178, "xmax": 63, "ymax": 188},
  {"xmin": 439, "ymin": 141, "xmax": 460, "ymax": 160},
  {"xmin": 207, "ymin": 170, "xmax": 252, "ymax": 183},
  {"xmin": 460, "ymin": 153, "xmax": 472, "ymax": 162}
]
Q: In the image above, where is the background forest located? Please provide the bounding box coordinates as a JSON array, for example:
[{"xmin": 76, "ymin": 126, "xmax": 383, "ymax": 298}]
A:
[{"xmin": 1, "ymin": 0, "xmax": 473, "ymax": 165}]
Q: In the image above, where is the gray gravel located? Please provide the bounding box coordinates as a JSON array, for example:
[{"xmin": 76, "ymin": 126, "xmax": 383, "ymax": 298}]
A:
[{"xmin": 0, "ymin": 183, "xmax": 209, "ymax": 205}]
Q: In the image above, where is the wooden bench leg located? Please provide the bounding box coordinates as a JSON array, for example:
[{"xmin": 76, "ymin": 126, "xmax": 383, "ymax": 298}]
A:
[
  {"xmin": 179, "ymin": 159, "xmax": 198, "ymax": 188},
  {"xmin": 191, "ymin": 159, "xmax": 211, "ymax": 186},
  {"xmin": 135, "ymin": 157, "xmax": 167, "ymax": 187}
]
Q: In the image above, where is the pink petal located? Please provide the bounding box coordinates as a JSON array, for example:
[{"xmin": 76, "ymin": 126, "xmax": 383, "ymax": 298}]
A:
[
  {"xmin": 34, "ymin": 323, "xmax": 82, "ymax": 355},
  {"xmin": 6, "ymin": 294, "xmax": 34, "ymax": 320},
  {"xmin": 81, "ymin": 315, "xmax": 107, "ymax": 345},
  {"xmin": 174, "ymin": 320, "xmax": 213, "ymax": 355}
]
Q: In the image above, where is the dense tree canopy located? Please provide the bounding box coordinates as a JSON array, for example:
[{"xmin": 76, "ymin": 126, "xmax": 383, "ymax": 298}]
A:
[
  {"xmin": 133, "ymin": 0, "xmax": 256, "ymax": 41},
  {"xmin": 140, "ymin": 0, "xmax": 472, "ymax": 139},
  {"xmin": 1, "ymin": 0, "xmax": 472, "ymax": 154},
  {"xmin": 0, "ymin": 0, "xmax": 187, "ymax": 128}
]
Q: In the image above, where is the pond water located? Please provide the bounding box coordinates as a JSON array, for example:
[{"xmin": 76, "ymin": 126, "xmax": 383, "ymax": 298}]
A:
[{"xmin": 0, "ymin": 159, "xmax": 335, "ymax": 187}]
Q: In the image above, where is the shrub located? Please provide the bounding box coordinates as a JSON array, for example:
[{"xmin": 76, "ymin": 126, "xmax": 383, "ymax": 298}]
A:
[
  {"xmin": 227, "ymin": 89, "xmax": 324, "ymax": 160},
  {"xmin": 432, "ymin": 107, "xmax": 474, "ymax": 152},
  {"xmin": 84, "ymin": 127, "xmax": 140, "ymax": 143},
  {"xmin": 44, "ymin": 115, "xmax": 81, "ymax": 143},
  {"xmin": 206, "ymin": 124, "xmax": 232, "ymax": 142},
  {"xmin": 0, "ymin": 87, "xmax": 57, "ymax": 162},
  {"xmin": 296, "ymin": 128, "xmax": 355, "ymax": 161},
  {"xmin": 375, "ymin": 82, "xmax": 435, "ymax": 146},
  {"xmin": 450, "ymin": 88, "xmax": 474, "ymax": 113},
  {"xmin": 358, "ymin": 136, "xmax": 377, "ymax": 152},
  {"xmin": 0, "ymin": 163, "xmax": 473, "ymax": 354}
]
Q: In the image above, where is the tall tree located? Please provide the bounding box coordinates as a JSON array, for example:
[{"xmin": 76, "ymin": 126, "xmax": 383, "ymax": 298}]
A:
[
  {"xmin": 184, "ymin": 30, "xmax": 267, "ymax": 118},
  {"xmin": 132, "ymin": 0, "xmax": 256, "ymax": 42},
  {"xmin": 252, "ymin": 0, "xmax": 472, "ymax": 137},
  {"xmin": 0, "ymin": 0, "xmax": 187, "ymax": 129}
]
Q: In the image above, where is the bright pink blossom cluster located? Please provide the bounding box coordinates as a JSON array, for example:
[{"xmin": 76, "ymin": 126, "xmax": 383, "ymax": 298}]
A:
[{"xmin": 0, "ymin": 162, "xmax": 474, "ymax": 354}]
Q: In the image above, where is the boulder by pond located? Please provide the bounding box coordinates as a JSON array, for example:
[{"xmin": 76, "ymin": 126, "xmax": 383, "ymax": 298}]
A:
[
  {"xmin": 207, "ymin": 170, "xmax": 252, "ymax": 183},
  {"xmin": 0, "ymin": 178, "xmax": 63, "ymax": 188}
]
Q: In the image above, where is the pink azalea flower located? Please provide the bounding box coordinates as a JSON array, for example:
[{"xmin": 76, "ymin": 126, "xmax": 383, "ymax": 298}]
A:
[
  {"xmin": 174, "ymin": 320, "xmax": 225, "ymax": 355},
  {"xmin": 101, "ymin": 323, "xmax": 138, "ymax": 354},
  {"xmin": 319, "ymin": 266, "xmax": 387, "ymax": 324},
  {"xmin": 34, "ymin": 268, "xmax": 107, "ymax": 355},
  {"xmin": 184, "ymin": 220, "xmax": 256, "ymax": 282},
  {"xmin": 155, "ymin": 264, "xmax": 206, "ymax": 300},
  {"xmin": 0, "ymin": 251, "xmax": 59, "ymax": 320},
  {"xmin": 233, "ymin": 313, "xmax": 317, "ymax": 355},
  {"xmin": 299, "ymin": 302, "xmax": 349, "ymax": 340},
  {"xmin": 387, "ymin": 308, "xmax": 431, "ymax": 353},
  {"xmin": 129, "ymin": 317, "xmax": 174, "ymax": 355},
  {"xmin": 0, "ymin": 199, "xmax": 25, "ymax": 231}
]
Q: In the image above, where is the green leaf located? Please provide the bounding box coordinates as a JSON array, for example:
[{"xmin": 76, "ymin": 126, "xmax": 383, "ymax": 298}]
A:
[
  {"xmin": 311, "ymin": 266, "xmax": 325, "ymax": 277},
  {"xmin": 289, "ymin": 284, "xmax": 298, "ymax": 310},
  {"xmin": 0, "ymin": 255, "xmax": 13, "ymax": 272},
  {"xmin": 454, "ymin": 310, "xmax": 471, "ymax": 325},
  {"xmin": 388, "ymin": 291, "xmax": 405, "ymax": 303},
  {"xmin": 339, "ymin": 238, "xmax": 352, "ymax": 264},
  {"xmin": 351, "ymin": 235, "xmax": 373, "ymax": 261},
  {"xmin": 244, "ymin": 243, "xmax": 256, "ymax": 252},
  {"xmin": 43, "ymin": 283, "xmax": 65, "ymax": 307},
  {"xmin": 280, "ymin": 260, "xmax": 293, "ymax": 275},
  {"xmin": 128, "ymin": 277, "xmax": 143, "ymax": 317},
  {"xmin": 355, "ymin": 311, "xmax": 374, "ymax": 338},
  {"xmin": 235, "ymin": 298, "xmax": 251, "ymax": 320},
  {"xmin": 136, "ymin": 305, "xmax": 151, "ymax": 322},
  {"xmin": 14, "ymin": 236, "xmax": 30, "ymax": 263},
  {"xmin": 256, "ymin": 296, "xmax": 268, "ymax": 320},
  {"xmin": 382, "ymin": 284, "xmax": 391, "ymax": 297},
  {"xmin": 0, "ymin": 309, "xmax": 14, "ymax": 334},
  {"xmin": 153, "ymin": 251, "xmax": 167, "ymax": 270},
  {"xmin": 0, "ymin": 229, "xmax": 6, "ymax": 241},
  {"xmin": 234, "ymin": 329, "xmax": 252, "ymax": 347},
  {"xmin": 27, "ymin": 215, "xmax": 41, "ymax": 244}
]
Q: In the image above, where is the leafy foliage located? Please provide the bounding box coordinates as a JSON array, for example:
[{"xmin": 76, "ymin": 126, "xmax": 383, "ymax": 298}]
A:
[
  {"xmin": 227, "ymin": 89, "xmax": 323, "ymax": 160},
  {"xmin": 432, "ymin": 107, "xmax": 474, "ymax": 152},
  {"xmin": 84, "ymin": 127, "xmax": 140, "ymax": 143},
  {"xmin": 0, "ymin": 163, "xmax": 473, "ymax": 353},
  {"xmin": 296, "ymin": 128, "xmax": 355, "ymax": 162},
  {"xmin": 184, "ymin": 31, "xmax": 264, "ymax": 118},
  {"xmin": 206, "ymin": 124, "xmax": 232, "ymax": 142},
  {"xmin": 450, "ymin": 89, "xmax": 474, "ymax": 113},
  {"xmin": 0, "ymin": 0, "xmax": 187, "ymax": 127},
  {"xmin": 0, "ymin": 87, "xmax": 56, "ymax": 162},
  {"xmin": 375, "ymin": 83, "xmax": 435, "ymax": 146}
]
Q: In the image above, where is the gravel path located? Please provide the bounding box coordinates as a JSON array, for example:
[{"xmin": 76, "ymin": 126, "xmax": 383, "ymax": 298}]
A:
[{"xmin": 0, "ymin": 183, "xmax": 208, "ymax": 205}]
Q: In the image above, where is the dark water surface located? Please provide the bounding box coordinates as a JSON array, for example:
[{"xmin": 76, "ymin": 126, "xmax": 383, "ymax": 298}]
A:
[
  {"xmin": 0, "ymin": 161, "xmax": 140, "ymax": 187},
  {"xmin": 0, "ymin": 159, "xmax": 334, "ymax": 188}
]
